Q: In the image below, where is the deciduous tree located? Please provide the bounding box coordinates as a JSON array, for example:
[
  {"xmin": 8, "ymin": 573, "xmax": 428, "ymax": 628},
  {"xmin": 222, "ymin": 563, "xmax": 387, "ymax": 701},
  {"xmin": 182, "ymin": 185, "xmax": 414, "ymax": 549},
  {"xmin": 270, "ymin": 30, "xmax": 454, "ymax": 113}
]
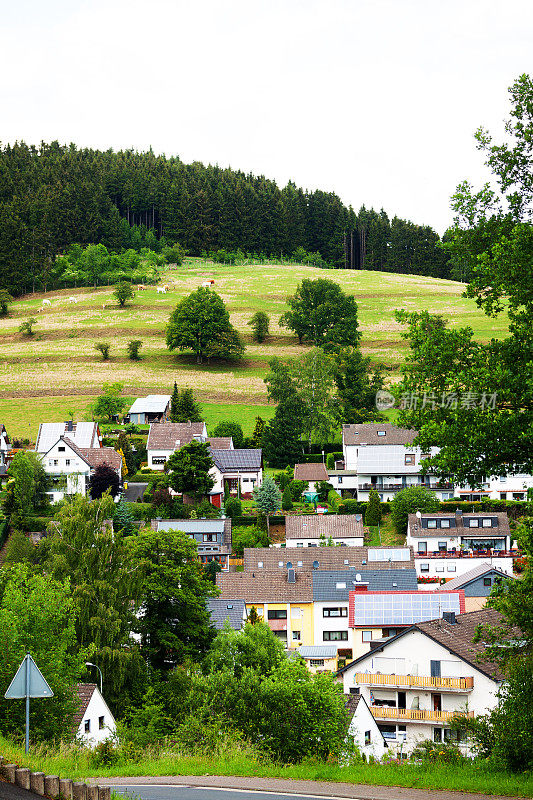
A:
[
  {"xmin": 166, "ymin": 440, "xmax": 214, "ymax": 503},
  {"xmin": 166, "ymin": 288, "xmax": 244, "ymax": 363},
  {"xmin": 280, "ymin": 278, "xmax": 360, "ymax": 350},
  {"xmin": 113, "ymin": 281, "xmax": 134, "ymax": 307},
  {"xmin": 390, "ymin": 486, "xmax": 439, "ymax": 536}
]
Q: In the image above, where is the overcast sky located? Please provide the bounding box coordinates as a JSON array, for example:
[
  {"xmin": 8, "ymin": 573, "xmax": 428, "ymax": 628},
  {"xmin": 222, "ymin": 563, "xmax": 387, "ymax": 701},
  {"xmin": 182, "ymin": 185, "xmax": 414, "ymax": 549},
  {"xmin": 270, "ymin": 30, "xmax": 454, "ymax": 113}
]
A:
[{"xmin": 2, "ymin": 0, "xmax": 531, "ymax": 233}]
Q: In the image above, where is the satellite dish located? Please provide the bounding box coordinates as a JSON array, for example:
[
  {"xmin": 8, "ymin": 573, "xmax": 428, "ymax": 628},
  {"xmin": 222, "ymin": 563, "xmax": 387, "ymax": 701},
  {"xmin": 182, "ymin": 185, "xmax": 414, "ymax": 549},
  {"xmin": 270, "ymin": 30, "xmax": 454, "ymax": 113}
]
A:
[
  {"xmin": 312, "ymin": 560, "xmax": 319, "ymax": 570},
  {"xmin": 355, "ymin": 572, "xmax": 362, "ymax": 582},
  {"xmin": 416, "ymin": 510, "xmax": 422, "ymax": 519},
  {"xmin": 286, "ymin": 561, "xmax": 293, "ymax": 569}
]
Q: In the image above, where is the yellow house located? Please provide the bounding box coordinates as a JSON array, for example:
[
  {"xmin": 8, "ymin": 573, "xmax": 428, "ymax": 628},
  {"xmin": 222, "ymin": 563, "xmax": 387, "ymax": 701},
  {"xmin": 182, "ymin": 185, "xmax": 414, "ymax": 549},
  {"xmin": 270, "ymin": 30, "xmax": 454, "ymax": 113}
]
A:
[{"xmin": 216, "ymin": 570, "xmax": 314, "ymax": 648}]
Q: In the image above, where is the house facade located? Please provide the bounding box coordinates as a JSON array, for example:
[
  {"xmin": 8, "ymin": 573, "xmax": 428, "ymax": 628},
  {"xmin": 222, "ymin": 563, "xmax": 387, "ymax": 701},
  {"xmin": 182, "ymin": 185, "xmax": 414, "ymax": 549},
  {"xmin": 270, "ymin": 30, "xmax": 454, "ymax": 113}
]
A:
[
  {"xmin": 293, "ymin": 645, "xmax": 339, "ymax": 673},
  {"xmin": 443, "ymin": 564, "xmax": 512, "ymax": 611},
  {"xmin": 406, "ymin": 511, "xmax": 516, "ymax": 579},
  {"xmin": 337, "ymin": 609, "xmax": 503, "ymax": 756},
  {"xmin": 293, "ymin": 462, "xmax": 329, "ymax": 493},
  {"xmin": 146, "ymin": 421, "xmax": 208, "ymax": 469},
  {"xmin": 152, "ymin": 517, "xmax": 232, "ymax": 571},
  {"xmin": 456, "ymin": 473, "xmax": 533, "ymax": 502},
  {"xmin": 278, "ymin": 514, "xmax": 365, "ymax": 548},
  {"xmin": 74, "ymin": 684, "xmax": 117, "ymax": 747},
  {"xmin": 342, "ymin": 423, "xmax": 453, "ymax": 502},
  {"xmin": 346, "ymin": 694, "xmax": 388, "ymax": 760},
  {"xmin": 209, "ymin": 448, "xmax": 263, "ymax": 505}
]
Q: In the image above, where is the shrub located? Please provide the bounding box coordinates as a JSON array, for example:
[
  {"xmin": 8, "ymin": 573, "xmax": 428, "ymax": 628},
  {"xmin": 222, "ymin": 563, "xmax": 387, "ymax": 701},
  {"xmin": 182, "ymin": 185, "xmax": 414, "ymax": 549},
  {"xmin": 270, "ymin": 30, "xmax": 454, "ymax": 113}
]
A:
[
  {"xmin": 289, "ymin": 480, "xmax": 306, "ymax": 501},
  {"xmin": 326, "ymin": 452, "xmax": 343, "ymax": 469},
  {"xmin": 338, "ymin": 499, "xmax": 362, "ymax": 514},
  {"xmin": 113, "ymin": 281, "xmax": 134, "ymax": 307},
  {"xmin": 18, "ymin": 317, "xmax": 37, "ymax": 336},
  {"xmin": 327, "ymin": 489, "xmax": 341, "ymax": 511},
  {"xmin": 232, "ymin": 525, "xmax": 269, "ymax": 556},
  {"xmin": 127, "ymin": 340, "xmax": 142, "ymax": 360},
  {"xmin": 282, "ymin": 485, "xmax": 293, "ymax": 511},
  {"xmin": 225, "ymin": 497, "xmax": 242, "ymax": 518},
  {"xmin": 95, "ymin": 342, "xmax": 111, "ymax": 360},
  {"xmin": 365, "ymin": 488, "xmax": 382, "ymax": 525},
  {"xmin": 273, "ymin": 468, "xmax": 293, "ymax": 491},
  {"xmin": 390, "ymin": 486, "xmax": 440, "ymax": 535},
  {"xmin": 248, "ymin": 311, "xmax": 270, "ymax": 342},
  {"xmin": 314, "ymin": 481, "xmax": 333, "ymax": 503}
]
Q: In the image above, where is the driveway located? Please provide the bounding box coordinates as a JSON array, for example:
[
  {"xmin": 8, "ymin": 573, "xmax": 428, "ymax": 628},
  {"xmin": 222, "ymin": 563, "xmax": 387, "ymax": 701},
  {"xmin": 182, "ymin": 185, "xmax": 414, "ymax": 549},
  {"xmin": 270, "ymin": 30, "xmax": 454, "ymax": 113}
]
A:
[{"xmin": 123, "ymin": 482, "xmax": 147, "ymax": 502}]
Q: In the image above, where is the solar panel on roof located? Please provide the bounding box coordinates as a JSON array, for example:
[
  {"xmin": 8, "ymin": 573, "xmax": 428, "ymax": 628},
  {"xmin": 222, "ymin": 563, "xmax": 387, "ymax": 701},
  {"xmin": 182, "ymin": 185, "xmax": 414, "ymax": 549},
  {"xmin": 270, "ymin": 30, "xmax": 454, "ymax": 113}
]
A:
[
  {"xmin": 368, "ymin": 548, "xmax": 410, "ymax": 562},
  {"xmin": 352, "ymin": 593, "xmax": 461, "ymax": 626}
]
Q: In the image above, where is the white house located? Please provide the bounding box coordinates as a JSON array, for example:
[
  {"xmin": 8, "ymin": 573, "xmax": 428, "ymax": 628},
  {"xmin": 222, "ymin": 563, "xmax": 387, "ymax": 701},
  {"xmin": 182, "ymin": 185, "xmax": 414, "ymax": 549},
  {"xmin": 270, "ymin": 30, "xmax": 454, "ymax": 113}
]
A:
[
  {"xmin": 456, "ymin": 473, "xmax": 533, "ymax": 502},
  {"xmin": 128, "ymin": 394, "xmax": 171, "ymax": 424},
  {"xmin": 208, "ymin": 448, "xmax": 263, "ymax": 507},
  {"xmin": 35, "ymin": 421, "xmax": 102, "ymax": 453},
  {"xmin": 443, "ymin": 564, "xmax": 513, "ymax": 612},
  {"xmin": 277, "ymin": 514, "xmax": 365, "ymax": 548},
  {"xmin": 342, "ymin": 424, "xmax": 453, "ymax": 502},
  {"xmin": 74, "ymin": 683, "xmax": 117, "ymax": 747},
  {"xmin": 337, "ymin": 609, "xmax": 504, "ymax": 756},
  {"xmin": 146, "ymin": 421, "xmax": 208, "ymax": 469},
  {"xmin": 406, "ymin": 511, "xmax": 516, "ymax": 580},
  {"xmin": 0, "ymin": 423, "xmax": 10, "ymax": 478},
  {"xmin": 293, "ymin": 462, "xmax": 329, "ymax": 493},
  {"xmin": 243, "ymin": 545, "xmax": 415, "ymax": 573},
  {"xmin": 346, "ymin": 693, "xmax": 388, "ymax": 760}
]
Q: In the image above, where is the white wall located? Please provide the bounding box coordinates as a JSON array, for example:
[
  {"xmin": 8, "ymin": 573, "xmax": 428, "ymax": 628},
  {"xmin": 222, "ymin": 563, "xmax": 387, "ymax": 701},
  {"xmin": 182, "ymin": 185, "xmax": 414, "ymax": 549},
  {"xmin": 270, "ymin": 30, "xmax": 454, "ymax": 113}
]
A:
[
  {"xmin": 348, "ymin": 697, "xmax": 388, "ymax": 760},
  {"xmin": 313, "ymin": 600, "xmax": 352, "ymax": 650},
  {"xmin": 340, "ymin": 628, "xmax": 500, "ymax": 755},
  {"xmin": 280, "ymin": 536, "xmax": 364, "ymax": 549},
  {"xmin": 77, "ymin": 688, "xmax": 117, "ymax": 747},
  {"xmin": 415, "ymin": 555, "xmax": 515, "ymax": 580},
  {"xmin": 40, "ymin": 441, "xmax": 89, "ymax": 495}
]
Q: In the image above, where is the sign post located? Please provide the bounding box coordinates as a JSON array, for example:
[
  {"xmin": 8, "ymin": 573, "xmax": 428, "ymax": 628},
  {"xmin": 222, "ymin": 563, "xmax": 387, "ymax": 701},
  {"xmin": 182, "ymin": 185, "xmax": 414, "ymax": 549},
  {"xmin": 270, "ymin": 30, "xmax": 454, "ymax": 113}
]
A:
[{"xmin": 4, "ymin": 654, "xmax": 54, "ymax": 753}]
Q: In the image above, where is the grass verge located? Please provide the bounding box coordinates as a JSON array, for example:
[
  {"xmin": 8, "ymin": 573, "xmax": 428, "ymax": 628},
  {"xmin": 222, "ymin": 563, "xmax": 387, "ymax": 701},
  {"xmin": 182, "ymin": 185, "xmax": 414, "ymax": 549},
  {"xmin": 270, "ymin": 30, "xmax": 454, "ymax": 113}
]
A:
[{"xmin": 0, "ymin": 737, "xmax": 529, "ymax": 797}]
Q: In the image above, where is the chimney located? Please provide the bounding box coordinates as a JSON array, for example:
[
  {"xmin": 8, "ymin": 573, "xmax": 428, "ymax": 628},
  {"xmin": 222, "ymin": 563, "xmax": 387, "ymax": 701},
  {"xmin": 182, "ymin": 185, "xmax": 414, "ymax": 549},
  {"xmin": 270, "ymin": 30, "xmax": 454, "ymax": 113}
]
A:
[
  {"xmin": 352, "ymin": 584, "xmax": 369, "ymax": 592},
  {"xmin": 443, "ymin": 611, "xmax": 457, "ymax": 624},
  {"xmin": 187, "ymin": 420, "xmax": 191, "ymax": 427}
]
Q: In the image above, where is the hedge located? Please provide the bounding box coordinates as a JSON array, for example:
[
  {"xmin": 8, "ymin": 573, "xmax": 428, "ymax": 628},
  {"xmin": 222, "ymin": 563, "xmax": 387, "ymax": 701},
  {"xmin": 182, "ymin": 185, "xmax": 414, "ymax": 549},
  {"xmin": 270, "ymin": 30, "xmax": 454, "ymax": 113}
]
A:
[{"xmin": 0, "ymin": 518, "xmax": 8, "ymax": 549}]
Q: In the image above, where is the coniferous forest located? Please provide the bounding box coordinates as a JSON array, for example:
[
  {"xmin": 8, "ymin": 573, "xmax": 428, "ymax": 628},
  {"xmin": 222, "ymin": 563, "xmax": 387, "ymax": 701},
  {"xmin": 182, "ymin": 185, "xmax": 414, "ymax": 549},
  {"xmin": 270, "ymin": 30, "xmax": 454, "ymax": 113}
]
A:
[{"xmin": 0, "ymin": 141, "xmax": 450, "ymax": 296}]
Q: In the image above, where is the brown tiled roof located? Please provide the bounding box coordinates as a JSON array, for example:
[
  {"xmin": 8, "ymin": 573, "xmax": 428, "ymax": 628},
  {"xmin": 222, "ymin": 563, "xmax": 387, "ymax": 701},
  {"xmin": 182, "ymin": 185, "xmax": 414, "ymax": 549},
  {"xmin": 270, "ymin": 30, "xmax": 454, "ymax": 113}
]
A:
[
  {"xmin": 243, "ymin": 546, "xmax": 415, "ymax": 572},
  {"xmin": 72, "ymin": 683, "xmax": 97, "ymax": 731},
  {"xmin": 216, "ymin": 571, "xmax": 313, "ymax": 602},
  {"xmin": 285, "ymin": 514, "xmax": 364, "ymax": 540},
  {"xmin": 147, "ymin": 422, "xmax": 206, "ymax": 451},
  {"xmin": 416, "ymin": 609, "xmax": 507, "ymax": 681},
  {"xmin": 206, "ymin": 437, "xmax": 233, "ymax": 449},
  {"xmin": 342, "ymin": 423, "xmax": 418, "ymax": 446},
  {"xmin": 294, "ymin": 463, "xmax": 329, "ymax": 482},
  {"xmin": 63, "ymin": 438, "xmax": 122, "ymax": 471},
  {"xmin": 408, "ymin": 512, "xmax": 511, "ymax": 538}
]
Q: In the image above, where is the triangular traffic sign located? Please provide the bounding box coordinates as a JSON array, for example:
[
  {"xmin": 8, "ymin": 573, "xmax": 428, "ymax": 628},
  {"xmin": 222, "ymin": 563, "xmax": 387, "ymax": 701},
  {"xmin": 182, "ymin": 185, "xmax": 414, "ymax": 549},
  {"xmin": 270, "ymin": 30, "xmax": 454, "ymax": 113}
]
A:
[{"xmin": 4, "ymin": 654, "xmax": 54, "ymax": 699}]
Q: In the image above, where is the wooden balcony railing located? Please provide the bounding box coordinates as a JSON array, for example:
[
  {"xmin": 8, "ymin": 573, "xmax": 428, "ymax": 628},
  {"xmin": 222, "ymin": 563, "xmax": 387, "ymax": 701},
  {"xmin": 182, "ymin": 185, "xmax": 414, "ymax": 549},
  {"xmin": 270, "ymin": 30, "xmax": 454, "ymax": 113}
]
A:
[
  {"xmin": 415, "ymin": 550, "xmax": 520, "ymax": 559},
  {"xmin": 371, "ymin": 706, "xmax": 474, "ymax": 723},
  {"xmin": 354, "ymin": 672, "xmax": 473, "ymax": 691}
]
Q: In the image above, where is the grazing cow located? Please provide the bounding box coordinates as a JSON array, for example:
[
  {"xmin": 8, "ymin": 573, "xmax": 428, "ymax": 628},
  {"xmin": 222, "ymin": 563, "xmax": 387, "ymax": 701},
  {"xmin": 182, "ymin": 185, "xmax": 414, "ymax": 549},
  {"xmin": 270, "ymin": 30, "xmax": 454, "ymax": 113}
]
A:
[
  {"xmin": 156, "ymin": 286, "xmax": 167, "ymax": 294},
  {"xmin": 201, "ymin": 282, "xmax": 211, "ymax": 288},
  {"xmin": 68, "ymin": 296, "xmax": 78, "ymax": 304},
  {"xmin": 137, "ymin": 284, "xmax": 147, "ymax": 291},
  {"xmin": 42, "ymin": 299, "xmax": 51, "ymax": 306},
  {"xmin": 162, "ymin": 284, "xmax": 171, "ymax": 291}
]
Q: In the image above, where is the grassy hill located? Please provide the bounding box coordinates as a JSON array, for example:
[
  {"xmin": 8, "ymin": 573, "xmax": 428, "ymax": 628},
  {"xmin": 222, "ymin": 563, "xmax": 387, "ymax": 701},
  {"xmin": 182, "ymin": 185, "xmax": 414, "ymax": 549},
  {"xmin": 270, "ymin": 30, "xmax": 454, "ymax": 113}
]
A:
[{"xmin": 1, "ymin": 258, "xmax": 507, "ymax": 439}]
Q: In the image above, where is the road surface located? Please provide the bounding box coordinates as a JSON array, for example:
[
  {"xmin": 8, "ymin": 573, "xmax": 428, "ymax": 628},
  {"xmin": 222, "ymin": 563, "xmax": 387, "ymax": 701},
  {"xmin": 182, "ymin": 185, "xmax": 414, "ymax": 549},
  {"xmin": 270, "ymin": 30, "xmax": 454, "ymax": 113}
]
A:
[{"xmin": 111, "ymin": 787, "xmax": 344, "ymax": 800}]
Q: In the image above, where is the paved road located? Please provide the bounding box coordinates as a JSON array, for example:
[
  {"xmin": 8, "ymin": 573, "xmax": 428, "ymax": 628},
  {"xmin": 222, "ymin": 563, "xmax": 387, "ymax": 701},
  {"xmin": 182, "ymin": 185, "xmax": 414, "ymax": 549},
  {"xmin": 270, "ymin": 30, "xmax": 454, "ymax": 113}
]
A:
[
  {"xmin": 123, "ymin": 482, "xmax": 148, "ymax": 502},
  {"xmin": 111, "ymin": 786, "xmax": 343, "ymax": 800},
  {"xmin": 0, "ymin": 780, "xmax": 42, "ymax": 800}
]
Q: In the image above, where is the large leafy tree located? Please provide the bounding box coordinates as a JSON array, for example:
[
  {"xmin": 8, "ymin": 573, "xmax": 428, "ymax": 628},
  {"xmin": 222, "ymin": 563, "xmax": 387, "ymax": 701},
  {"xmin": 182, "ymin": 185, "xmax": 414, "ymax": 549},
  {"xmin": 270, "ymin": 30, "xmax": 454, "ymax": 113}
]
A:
[
  {"xmin": 279, "ymin": 278, "xmax": 360, "ymax": 350},
  {"xmin": 130, "ymin": 526, "xmax": 216, "ymax": 671},
  {"xmin": 212, "ymin": 421, "xmax": 244, "ymax": 449},
  {"xmin": 166, "ymin": 288, "xmax": 244, "ymax": 363},
  {"xmin": 390, "ymin": 486, "xmax": 440, "ymax": 536},
  {"xmin": 334, "ymin": 346, "xmax": 385, "ymax": 424},
  {"xmin": 166, "ymin": 440, "xmax": 215, "ymax": 502},
  {"xmin": 92, "ymin": 381, "xmax": 127, "ymax": 422},
  {"xmin": 396, "ymin": 75, "xmax": 533, "ymax": 484},
  {"xmin": 44, "ymin": 494, "xmax": 144, "ymax": 710},
  {"xmin": 0, "ymin": 565, "xmax": 84, "ymax": 742}
]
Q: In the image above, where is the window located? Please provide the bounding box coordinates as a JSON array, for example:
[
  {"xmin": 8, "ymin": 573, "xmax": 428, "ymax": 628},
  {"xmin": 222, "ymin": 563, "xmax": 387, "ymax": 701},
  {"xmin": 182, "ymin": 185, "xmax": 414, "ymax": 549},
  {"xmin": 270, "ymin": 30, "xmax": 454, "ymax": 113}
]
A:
[
  {"xmin": 469, "ymin": 519, "xmax": 479, "ymax": 528},
  {"xmin": 440, "ymin": 519, "xmax": 450, "ymax": 528},
  {"xmin": 65, "ymin": 459, "xmax": 70, "ymax": 466},
  {"xmin": 335, "ymin": 582, "xmax": 346, "ymax": 590},
  {"xmin": 296, "ymin": 543, "xmax": 304, "ymax": 548},
  {"xmin": 309, "ymin": 659, "xmax": 325, "ymax": 667},
  {"xmin": 433, "ymin": 727, "xmax": 442, "ymax": 742},
  {"xmin": 483, "ymin": 577, "xmax": 492, "ymax": 586},
  {"xmin": 382, "ymin": 628, "xmax": 397, "ymax": 637},
  {"xmin": 436, "ymin": 566, "xmax": 444, "ymax": 572},
  {"xmin": 420, "ymin": 563, "xmax": 430, "ymax": 572},
  {"xmin": 53, "ymin": 459, "xmax": 58, "ymax": 466},
  {"xmin": 292, "ymin": 630, "xmax": 301, "ymax": 641},
  {"xmin": 418, "ymin": 542, "xmax": 427, "ymax": 554},
  {"xmin": 499, "ymin": 476, "xmax": 507, "ymax": 483},
  {"xmin": 323, "ymin": 630, "xmax": 348, "ymax": 641},
  {"xmin": 307, "ymin": 543, "xmax": 317, "ymax": 547},
  {"xmin": 338, "ymin": 476, "xmax": 343, "ymax": 484},
  {"xmin": 405, "ymin": 454, "xmax": 414, "ymax": 465},
  {"xmin": 349, "ymin": 687, "xmax": 360, "ymax": 695},
  {"xmin": 323, "ymin": 607, "xmax": 348, "ymax": 617},
  {"xmin": 482, "ymin": 518, "xmax": 492, "ymax": 528},
  {"xmin": 278, "ymin": 561, "xmax": 283, "ymax": 567},
  {"xmin": 268, "ymin": 609, "xmax": 287, "ymax": 620},
  {"xmin": 362, "ymin": 630, "xmax": 373, "ymax": 642},
  {"xmin": 257, "ymin": 561, "xmax": 263, "ymax": 568},
  {"xmin": 420, "ymin": 453, "xmax": 430, "ymax": 459},
  {"xmin": 203, "ymin": 534, "xmax": 216, "ymax": 542},
  {"xmin": 257, "ymin": 608, "xmax": 263, "ymax": 616},
  {"xmin": 297, "ymin": 560, "xmax": 303, "ymax": 567},
  {"xmin": 447, "ymin": 565, "xmax": 456, "ymax": 572},
  {"xmin": 364, "ymin": 730, "xmax": 371, "ymax": 746},
  {"xmin": 427, "ymin": 519, "xmax": 437, "ymax": 529},
  {"xmin": 58, "ymin": 446, "xmax": 65, "ymax": 452},
  {"xmin": 84, "ymin": 719, "xmax": 91, "ymax": 733},
  {"xmin": 98, "ymin": 716, "xmax": 105, "ymax": 730},
  {"xmin": 438, "ymin": 541, "xmax": 447, "ymax": 551},
  {"xmin": 377, "ymin": 724, "xmax": 397, "ymax": 740},
  {"xmin": 377, "ymin": 430, "xmax": 386, "ymax": 436}
]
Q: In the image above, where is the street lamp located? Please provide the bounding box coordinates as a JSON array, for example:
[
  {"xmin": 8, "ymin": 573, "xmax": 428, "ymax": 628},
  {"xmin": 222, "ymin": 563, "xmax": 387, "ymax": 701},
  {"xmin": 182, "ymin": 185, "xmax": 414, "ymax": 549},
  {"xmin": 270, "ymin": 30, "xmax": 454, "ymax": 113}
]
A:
[{"xmin": 85, "ymin": 662, "xmax": 103, "ymax": 694}]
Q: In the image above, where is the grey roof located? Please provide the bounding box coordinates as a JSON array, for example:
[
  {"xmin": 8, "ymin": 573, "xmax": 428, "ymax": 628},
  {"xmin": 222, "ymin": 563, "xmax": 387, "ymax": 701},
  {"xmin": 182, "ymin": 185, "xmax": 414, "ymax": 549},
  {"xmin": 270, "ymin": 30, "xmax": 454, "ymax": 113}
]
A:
[
  {"xmin": 35, "ymin": 421, "xmax": 100, "ymax": 453},
  {"xmin": 210, "ymin": 448, "xmax": 262, "ymax": 472},
  {"xmin": 408, "ymin": 512, "xmax": 511, "ymax": 538},
  {"xmin": 313, "ymin": 569, "xmax": 418, "ymax": 601},
  {"xmin": 243, "ymin": 546, "xmax": 415, "ymax": 572},
  {"xmin": 207, "ymin": 599, "xmax": 247, "ymax": 630},
  {"xmin": 285, "ymin": 514, "xmax": 364, "ymax": 540},
  {"xmin": 129, "ymin": 395, "xmax": 171, "ymax": 414},
  {"xmin": 342, "ymin": 423, "xmax": 418, "ymax": 447},
  {"xmin": 147, "ymin": 422, "xmax": 207, "ymax": 451},
  {"xmin": 296, "ymin": 645, "xmax": 337, "ymax": 659},
  {"xmin": 444, "ymin": 563, "xmax": 512, "ymax": 591}
]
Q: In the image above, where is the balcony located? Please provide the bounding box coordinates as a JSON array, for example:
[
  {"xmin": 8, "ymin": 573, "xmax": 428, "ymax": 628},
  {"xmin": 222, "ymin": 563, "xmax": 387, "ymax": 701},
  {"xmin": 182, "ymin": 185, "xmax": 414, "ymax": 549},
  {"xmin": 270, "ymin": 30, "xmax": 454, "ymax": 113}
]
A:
[
  {"xmin": 415, "ymin": 550, "xmax": 521, "ymax": 559},
  {"xmin": 354, "ymin": 672, "xmax": 473, "ymax": 692},
  {"xmin": 359, "ymin": 482, "xmax": 454, "ymax": 492},
  {"xmin": 371, "ymin": 706, "xmax": 474, "ymax": 723}
]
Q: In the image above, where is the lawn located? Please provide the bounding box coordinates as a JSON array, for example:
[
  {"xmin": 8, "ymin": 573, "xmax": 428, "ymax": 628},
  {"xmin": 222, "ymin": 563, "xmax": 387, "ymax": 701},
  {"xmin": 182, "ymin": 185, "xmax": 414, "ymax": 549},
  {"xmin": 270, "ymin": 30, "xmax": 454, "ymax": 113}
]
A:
[
  {"xmin": 366, "ymin": 516, "xmax": 405, "ymax": 546},
  {"xmin": 0, "ymin": 258, "xmax": 508, "ymax": 436}
]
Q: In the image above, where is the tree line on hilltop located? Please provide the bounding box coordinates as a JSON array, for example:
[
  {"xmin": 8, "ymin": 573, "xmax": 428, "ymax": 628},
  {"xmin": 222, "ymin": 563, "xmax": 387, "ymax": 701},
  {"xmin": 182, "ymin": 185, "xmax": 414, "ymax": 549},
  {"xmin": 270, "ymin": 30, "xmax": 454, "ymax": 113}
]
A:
[{"xmin": 0, "ymin": 141, "xmax": 451, "ymax": 296}]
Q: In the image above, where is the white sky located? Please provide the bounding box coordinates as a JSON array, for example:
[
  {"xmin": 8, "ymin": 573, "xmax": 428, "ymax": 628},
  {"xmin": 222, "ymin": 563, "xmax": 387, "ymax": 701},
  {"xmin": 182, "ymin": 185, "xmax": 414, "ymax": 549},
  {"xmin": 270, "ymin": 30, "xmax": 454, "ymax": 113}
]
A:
[{"xmin": 1, "ymin": 0, "xmax": 531, "ymax": 233}]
